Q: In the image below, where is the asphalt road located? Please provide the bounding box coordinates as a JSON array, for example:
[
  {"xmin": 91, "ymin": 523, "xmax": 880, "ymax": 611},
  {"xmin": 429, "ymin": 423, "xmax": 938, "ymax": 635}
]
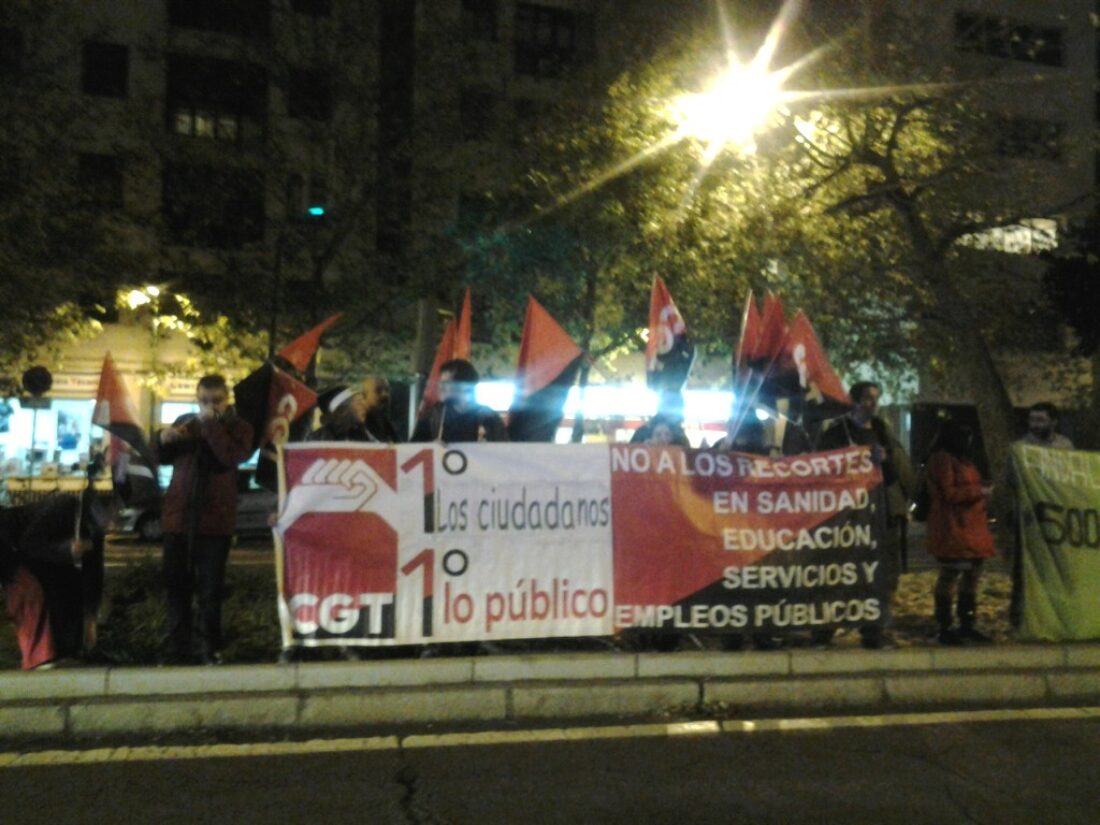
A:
[{"xmin": 3, "ymin": 715, "xmax": 1097, "ymax": 825}]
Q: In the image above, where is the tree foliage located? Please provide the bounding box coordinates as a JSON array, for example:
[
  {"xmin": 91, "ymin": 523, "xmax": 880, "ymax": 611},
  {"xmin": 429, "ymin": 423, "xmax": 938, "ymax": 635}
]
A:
[{"xmin": 456, "ymin": 5, "xmax": 1089, "ymax": 471}]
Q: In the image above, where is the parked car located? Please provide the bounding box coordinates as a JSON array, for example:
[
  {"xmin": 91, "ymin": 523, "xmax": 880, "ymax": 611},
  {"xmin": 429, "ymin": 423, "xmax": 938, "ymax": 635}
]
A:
[{"xmin": 115, "ymin": 467, "xmax": 277, "ymax": 541}]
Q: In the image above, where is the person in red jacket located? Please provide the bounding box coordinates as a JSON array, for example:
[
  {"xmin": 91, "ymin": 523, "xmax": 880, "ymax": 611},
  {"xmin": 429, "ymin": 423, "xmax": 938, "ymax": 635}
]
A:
[
  {"xmin": 156, "ymin": 374, "xmax": 253, "ymax": 665},
  {"xmin": 925, "ymin": 420, "xmax": 996, "ymax": 645}
]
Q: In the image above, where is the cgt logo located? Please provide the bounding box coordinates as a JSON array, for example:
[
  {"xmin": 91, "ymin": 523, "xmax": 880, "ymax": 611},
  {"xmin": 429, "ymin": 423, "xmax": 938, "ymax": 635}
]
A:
[
  {"xmin": 277, "ymin": 454, "xmax": 399, "ymax": 533},
  {"xmin": 289, "ymin": 591, "xmax": 395, "ymax": 636}
]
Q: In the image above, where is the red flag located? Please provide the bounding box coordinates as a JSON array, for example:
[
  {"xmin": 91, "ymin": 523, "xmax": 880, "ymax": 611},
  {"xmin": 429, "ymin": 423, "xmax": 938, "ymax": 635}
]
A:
[
  {"xmin": 508, "ymin": 296, "xmax": 584, "ymax": 442},
  {"xmin": 782, "ymin": 311, "xmax": 850, "ymax": 408},
  {"xmin": 735, "ymin": 292, "xmax": 762, "ymax": 369},
  {"xmin": 93, "ymin": 353, "xmax": 141, "ymax": 432},
  {"xmin": 514, "ymin": 296, "xmax": 583, "ymax": 399},
  {"xmin": 264, "ymin": 366, "xmax": 318, "ymax": 447},
  {"xmin": 645, "ymin": 276, "xmax": 687, "ymax": 372},
  {"xmin": 417, "ymin": 319, "xmax": 457, "ymax": 419},
  {"xmin": 454, "ymin": 288, "xmax": 472, "ymax": 361},
  {"xmin": 234, "ymin": 362, "xmax": 316, "ymax": 453},
  {"xmin": 277, "ymin": 313, "xmax": 343, "ymax": 372},
  {"xmin": 756, "ymin": 293, "xmax": 788, "ymax": 365},
  {"xmin": 92, "ymin": 353, "xmax": 158, "ymax": 500}
]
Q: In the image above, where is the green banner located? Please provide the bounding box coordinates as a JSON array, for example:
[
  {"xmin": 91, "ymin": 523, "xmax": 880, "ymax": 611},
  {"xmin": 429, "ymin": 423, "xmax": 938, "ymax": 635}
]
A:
[{"xmin": 1013, "ymin": 443, "xmax": 1100, "ymax": 640}]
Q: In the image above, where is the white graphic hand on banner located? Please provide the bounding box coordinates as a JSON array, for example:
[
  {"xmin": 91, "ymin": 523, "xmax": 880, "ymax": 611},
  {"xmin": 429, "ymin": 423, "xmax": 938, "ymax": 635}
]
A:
[{"xmin": 277, "ymin": 457, "xmax": 399, "ymax": 536}]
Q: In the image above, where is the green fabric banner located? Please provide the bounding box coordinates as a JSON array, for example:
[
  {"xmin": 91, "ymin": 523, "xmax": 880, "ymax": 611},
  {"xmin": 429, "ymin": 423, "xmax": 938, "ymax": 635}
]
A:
[{"xmin": 1013, "ymin": 443, "xmax": 1100, "ymax": 640}]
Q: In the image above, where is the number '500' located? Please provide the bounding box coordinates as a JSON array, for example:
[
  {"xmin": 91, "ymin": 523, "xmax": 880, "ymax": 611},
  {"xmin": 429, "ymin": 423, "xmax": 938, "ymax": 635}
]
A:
[{"xmin": 1035, "ymin": 502, "xmax": 1100, "ymax": 548}]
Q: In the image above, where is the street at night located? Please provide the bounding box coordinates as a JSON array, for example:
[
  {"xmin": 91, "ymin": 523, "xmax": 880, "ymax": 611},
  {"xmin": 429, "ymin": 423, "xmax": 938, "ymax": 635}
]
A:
[{"xmin": 4, "ymin": 713, "xmax": 1100, "ymax": 824}]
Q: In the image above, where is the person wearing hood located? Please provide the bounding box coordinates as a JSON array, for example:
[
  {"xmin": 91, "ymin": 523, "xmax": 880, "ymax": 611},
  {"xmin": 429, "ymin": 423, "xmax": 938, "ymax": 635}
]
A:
[{"xmin": 411, "ymin": 359, "xmax": 507, "ymax": 444}]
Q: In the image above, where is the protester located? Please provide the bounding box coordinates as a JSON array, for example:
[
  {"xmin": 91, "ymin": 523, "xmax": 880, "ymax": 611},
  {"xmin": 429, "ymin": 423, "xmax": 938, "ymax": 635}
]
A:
[
  {"xmin": 156, "ymin": 374, "xmax": 253, "ymax": 665},
  {"xmin": 412, "ymin": 359, "xmax": 507, "ymax": 443},
  {"xmin": 1019, "ymin": 402, "xmax": 1074, "ymax": 450},
  {"xmin": 308, "ymin": 384, "xmax": 371, "ymax": 441},
  {"xmin": 362, "ymin": 375, "xmax": 400, "ymax": 443},
  {"xmin": 0, "ymin": 492, "xmax": 111, "ymax": 669},
  {"xmin": 711, "ymin": 412, "xmax": 769, "ymax": 453},
  {"xmin": 630, "ymin": 413, "xmax": 690, "ymax": 447},
  {"xmin": 926, "ymin": 420, "xmax": 996, "ymax": 645},
  {"xmin": 708, "ymin": 413, "xmax": 783, "ymax": 651},
  {"xmin": 813, "ymin": 381, "xmax": 915, "ymax": 649},
  {"xmin": 1005, "ymin": 401, "xmax": 1074, "ymax": 627},
  {"xmin": 290, "ymin": 376, "xmax": 400, "ymax": 663}
]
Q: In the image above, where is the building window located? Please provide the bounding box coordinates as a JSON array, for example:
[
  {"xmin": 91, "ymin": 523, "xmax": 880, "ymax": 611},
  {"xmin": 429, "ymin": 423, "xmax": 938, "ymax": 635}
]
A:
[
  {"xmin": 166, "ymin": 53, "xmax": 267, "ymax": 141},
  {"xmin": 0, "ymin": 28, "xmax": 23, "ymax": 75},
  {"xmin": 995, "ymin": 116, "xmax": 1064, "ymax": 161},
  {"xmin": 171, "ymin": 108, "xmax": 241, "ymax": 141},
  {"xmin": 77, "ymin": 153, "xmax": 123, "ymax": 209},
  {"xmin": 162, "ymin": 163, "xmax": 265, "ymax": 249},
  {"xmin": 957, "ymin": 218, "xmax": 1058, "ymax": 255},
  {"xmin": 514, "ymin": 3, "xmax": 594, "ymax": 78},
  {"xmin": 954, "ymin": 12, "xmax": 1063, "ymax": 67},
  {"xmin": 291, "ymin": 0, "xmax": 332, "ymax": 16},
  {"xmin": 462, "ymin": 0, "xmax": 497, "ymax": 41},
  {"xmin": 287, "ymin": 68, "xmax": 333, "ymax": 121},
  {"xmin": 167, "ymin": 0, "xmax": 270, "ymax": 37},
  {"xmin": 82, "ymin": 42, "xmax": 129, "ymax": 98},
  {"xmin": 460, "ymin": 89, "xmax": 495, "ymax": 140}
]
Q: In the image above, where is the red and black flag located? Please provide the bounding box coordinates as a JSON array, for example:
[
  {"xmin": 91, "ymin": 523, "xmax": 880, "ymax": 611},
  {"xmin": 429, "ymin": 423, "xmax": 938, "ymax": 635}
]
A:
[
  {"xmin": 276, "ymin": 313, "xmax": 343, "ymax": 373},
  {"xmin": 234, "ymin": 362, "xmax": 317, "ymax": 489},
  {"xmin": 92, "ymin": 353, "xmax": 158, "ymax": 504},
  {"xmin": 781, "ymin": 311, "xmax": 850, "ymax": 417},
  {"xmin": 507, "ymin": 296, "xmax": 585, "ymax": 443},
  {"xmin": 417, "ymin": 288, "xmax": 472, "ymax": 419},
  {"xmin": 645, "ymin": 276, "xmax": 695, "ymax": 415},
  {"xmin": 733, "ymin": 294, "xmax": 850, "ymax": 432}
]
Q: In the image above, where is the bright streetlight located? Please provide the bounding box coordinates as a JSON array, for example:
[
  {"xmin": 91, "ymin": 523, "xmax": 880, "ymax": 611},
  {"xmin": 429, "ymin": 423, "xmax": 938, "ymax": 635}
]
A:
[{"xmin": 671, "ymin": 59, "xmax": 789, "ymax": 157}]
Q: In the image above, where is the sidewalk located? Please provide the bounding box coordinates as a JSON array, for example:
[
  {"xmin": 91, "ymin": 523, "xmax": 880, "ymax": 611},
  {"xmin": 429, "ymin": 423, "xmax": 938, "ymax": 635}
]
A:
[{"xmin": 2, "ymin": 644, "xmax": 1098, "ymax": 743}]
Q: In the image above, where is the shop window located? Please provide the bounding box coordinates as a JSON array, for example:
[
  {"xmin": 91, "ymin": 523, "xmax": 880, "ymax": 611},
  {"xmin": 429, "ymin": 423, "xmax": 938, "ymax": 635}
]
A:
[
  {"xmin": 462, "ymin": 0, "xmax": 498, "ymax": 41},
  {"xmin": 82, "ymin": 42, "xmax": 129, "ymax": 98},
  {"xmin": 287, "ymin": 67, "xmax": 333, "ymax": 121},
  {"xmin": 162, "ymin": 162, "xmax": 265, "ymax": 249},
  {"xmin": 514, "ymin": 3, "xmax": 594, "ymax": 78},
  {"xmin": 77, "ymin": 153, "xmax": 124, "ymax": 209}
]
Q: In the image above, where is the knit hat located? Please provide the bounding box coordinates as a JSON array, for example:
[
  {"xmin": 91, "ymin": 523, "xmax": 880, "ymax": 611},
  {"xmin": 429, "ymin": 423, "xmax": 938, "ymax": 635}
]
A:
[{"xmin": 317, "ymin": 385, "xmax": 355, "ymax": 415}]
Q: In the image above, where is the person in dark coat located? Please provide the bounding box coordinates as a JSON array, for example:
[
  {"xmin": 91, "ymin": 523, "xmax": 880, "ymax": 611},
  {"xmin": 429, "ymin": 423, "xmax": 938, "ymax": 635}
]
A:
[
  {"xmin": 815, "ymin": 381, "xmax": 915, "ymax": 649},
  {"xmin": 308, "ymin": 384, "xmax": 371, "ymax": 442},
  {"xmin": 0, "ymin": 492, "xmax": 111, "ymax": 668},
  {"xmin": 362, "ymin": 375, "xmax": 401, "ymax": 443},
  {"xmin": 411, "ymin": 359, "xmax": 507, "ymax": 443},
  {"xmin": 155, "ymin": 374, "xmax": 253, "ymax": 664},
  {"xmin": 630, "ymin": 413, "xmax": 690, "ymax": 447}
]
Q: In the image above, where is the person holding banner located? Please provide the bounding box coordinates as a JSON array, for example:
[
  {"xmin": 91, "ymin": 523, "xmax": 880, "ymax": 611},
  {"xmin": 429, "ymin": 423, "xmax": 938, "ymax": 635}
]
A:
[
  {"xmin": 631, "ymin": 413, "xmax": 690, "ymax": 448},
  {"xmin": 412, "ymin": 359, "xmax": 507, "ymax": 444},
  {"xmin": 1005, "ymin": 402, "xmax": 1074, "ymax": 628},
  {"xmin": 815, "ymin": 381, "xmax": 914, "ymax": 649},
  {"xmin": 309, "ymin": 384, "xmax": 372, "ymax": 442},
  {"xmin": 156, "ymin": 375, "xmax": 253, "ymax": 665},
  {"xmin": 926, "ymin": 420, "xmax": 996, "ymax": 645},
  {"xmin": 362, "ymin": 376, "xmax": 401, "ymax": 443}
]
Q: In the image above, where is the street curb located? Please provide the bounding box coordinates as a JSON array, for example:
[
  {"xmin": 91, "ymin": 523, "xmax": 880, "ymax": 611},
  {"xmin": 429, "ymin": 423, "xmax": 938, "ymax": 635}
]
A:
[{"xmin": 1, "ymin": 643, "xmax": 1098, "ymax": 741}]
